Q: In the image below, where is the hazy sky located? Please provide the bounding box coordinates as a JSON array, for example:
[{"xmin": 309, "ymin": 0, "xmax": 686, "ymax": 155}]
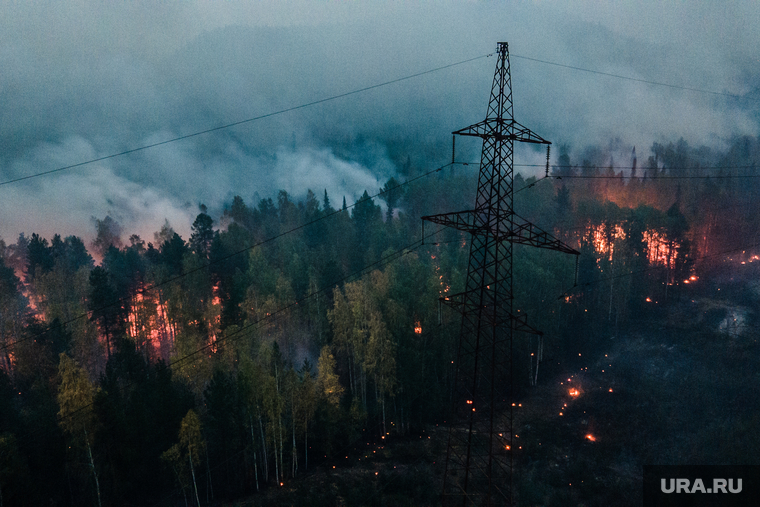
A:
[{"xmin": 1, "ymin": 1, "xmax": 758, "ymax": 244}]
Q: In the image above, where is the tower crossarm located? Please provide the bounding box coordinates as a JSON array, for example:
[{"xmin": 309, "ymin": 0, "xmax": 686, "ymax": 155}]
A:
[
  {"xmin": 507, "ymin": 216, "xmax": 580, "ymax": 255},
  {"xmin": 421, "ymin": 209, "xmax": 481, "ymax": 236},
  {"xmin": 453, "ymin": 119, "xmax": 551, "ymax": 145},
  {"xmin": 421, "ymin": 211, "xmax": 579, "ymax": 256}
]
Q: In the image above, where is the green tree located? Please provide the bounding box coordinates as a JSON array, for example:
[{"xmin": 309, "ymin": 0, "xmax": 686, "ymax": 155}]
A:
[
  {"xmin": 25, "ymin": 233, "xmax": 53, "ymax": 283},
  {"xmin": 88, "ymin": 266, "xmax": 121, "ymax": 357},
  {"xmin": 380, "ymin": 177, "xmax": 403, "ymax": 223},
  {"xmin": 162, "ymin": 409, "xmax": 205, "ymax": 507},
  {"xmin": 364, "ymin": 312, "xmax": 396, "ymax": 435},
  {"xmin": 57, "ymin": 353, "xmax": 102, "ymax": 507},
  {"xmin": 190, "ymin": 212, "xmax": 214, "ymax": 259},
  {"xmin": 297, "ymin": 362, "xmax": 318, "ymax": 471},
  {"xmin": 238, "ymin": 355, "xmax": 267, "ymax": 488},
  {"xmin": 316, "ymin": 345, "xmax": 343, "ymax": 407}
]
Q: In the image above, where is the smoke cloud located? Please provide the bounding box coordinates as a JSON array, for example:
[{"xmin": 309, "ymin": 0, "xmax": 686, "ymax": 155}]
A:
[{"xmin": 0, "ymin": 1, "xmax": 757, "ymax": 245}]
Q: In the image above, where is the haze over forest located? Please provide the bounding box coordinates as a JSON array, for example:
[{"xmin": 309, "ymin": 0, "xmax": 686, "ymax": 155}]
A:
[
  {"xmin": 1, "ymin": 2, "xmax": 759, "ymax": 506},
  {"xmin": 1, "ymin": 1, "xmax": 758, "ymax": 243}
]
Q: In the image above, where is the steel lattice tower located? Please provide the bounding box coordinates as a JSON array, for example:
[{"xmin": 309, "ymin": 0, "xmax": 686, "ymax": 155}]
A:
[{"xmin": 422, "ymin": 42, "xmax": 579, "ymax": 506}]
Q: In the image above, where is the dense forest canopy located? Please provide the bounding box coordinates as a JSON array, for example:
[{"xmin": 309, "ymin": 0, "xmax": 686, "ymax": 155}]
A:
[{"xmin": 1, "ymin": 136, "xmax": 759, "ymax": 505}]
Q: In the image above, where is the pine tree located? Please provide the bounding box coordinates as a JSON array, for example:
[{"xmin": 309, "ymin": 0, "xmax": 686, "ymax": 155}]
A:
[
  {"xmin": 190, "ymin": 213, "xmax": 214, "ymax": 259},
  {"xmin": 323, "ymin": 189, "xmax": 332, "ymax": 212}
]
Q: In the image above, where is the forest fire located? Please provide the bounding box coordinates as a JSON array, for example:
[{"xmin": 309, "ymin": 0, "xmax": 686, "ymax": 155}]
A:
[
  {"xmin": 584, "ymin": 220, "xmax": 683, "ymax": 272},
  {"xmin": 586, "ymin": 223, "xmax": 626, "ymax": 261},
  {"xmin": 642, "ymin": 229, "xmax": 678, "ymax": 269},
  {"xmin": 125, "ymin": 290, "xmax": 176, "ymax": 361},
  {"xmin": 1, "ymin": 15, "xmax": 757, "ymax": 503}
]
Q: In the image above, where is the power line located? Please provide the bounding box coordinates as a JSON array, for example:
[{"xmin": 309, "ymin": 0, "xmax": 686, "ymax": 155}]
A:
[
  {"xmin": 515, "ymin": 163, "xmax": 757, "ymax": 172},
  {"xmin": 556, "ymin": 174, "xmax": 760, "ymax": 180},
  {"xmin": 3, "ymin": 49, "xmax": 755, "ymax": 190},
  {"xmin": 0, "ymin": 55, "xmax": 490, "ymax": 188},
  {"xmin": 512, "ymin": 53, "xmax": 755, "ymax": 101}
]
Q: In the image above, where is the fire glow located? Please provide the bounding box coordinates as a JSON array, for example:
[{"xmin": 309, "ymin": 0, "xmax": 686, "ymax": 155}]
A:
[
  {"xmin": 126, "ymin": 289, "xmax": 176, "ymax": 361},
  {"xmin": 586, "ymin": 223, "xmax": 626, "ymax": 261},
  {"xmin": 642, "ymin": 229, "xmax": 678, "ymax": 269},
  {"xmin": 585, "ymin": 223, "xmax": 681, "ymax": 269}
]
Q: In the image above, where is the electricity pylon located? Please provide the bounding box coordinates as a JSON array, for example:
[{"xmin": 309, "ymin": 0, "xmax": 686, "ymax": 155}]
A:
[{"xmin": 423, "ymin": 42, "xmax": 579, "ymax": 506}]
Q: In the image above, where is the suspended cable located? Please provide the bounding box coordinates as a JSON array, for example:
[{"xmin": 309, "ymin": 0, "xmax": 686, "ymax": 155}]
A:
[
  {"xmin": 515, "ymin": 163, "xmax": 757, "ymax": 172},
  {"xmin": 554, "ymin": 173, "xmax": 760, "ymax": 180},
  {"xmin": 0, "ymin": 54, "xmax": 491, "ymax": 188},
  {"xmin": 512, "ymin": 53, "xmax": 755, "ymax": 101}
]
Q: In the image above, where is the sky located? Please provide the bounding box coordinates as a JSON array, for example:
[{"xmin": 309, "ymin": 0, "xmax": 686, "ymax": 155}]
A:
[{"xmin": 1, "ymin": 1, "xmax": 758, "ymax": 246}]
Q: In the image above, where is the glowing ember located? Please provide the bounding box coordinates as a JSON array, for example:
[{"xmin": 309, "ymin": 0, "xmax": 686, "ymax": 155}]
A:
[{"xmin": 414, "ymin": 321, "xmax": 422, "ymax": 334}]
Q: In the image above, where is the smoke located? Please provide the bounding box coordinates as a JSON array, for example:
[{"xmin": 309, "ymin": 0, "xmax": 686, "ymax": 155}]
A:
[{"xmin": 0, "ymin": 2, "xmax": 757, "ymax": 245}]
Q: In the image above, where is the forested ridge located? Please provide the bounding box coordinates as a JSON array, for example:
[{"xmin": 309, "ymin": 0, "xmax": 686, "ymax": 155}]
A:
[{"xmin": 1, "ymin": 136, "xmax": 759, "ymax": 506}]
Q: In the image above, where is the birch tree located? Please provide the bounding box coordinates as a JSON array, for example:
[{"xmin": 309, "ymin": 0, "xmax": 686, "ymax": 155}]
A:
[
  {"xmin": 162, "ymin": 409, "xmax": 205, "ymax": 507},
  {"xmin": 57, "ymin": 353, "xmax": 102, "ymax": 507}
]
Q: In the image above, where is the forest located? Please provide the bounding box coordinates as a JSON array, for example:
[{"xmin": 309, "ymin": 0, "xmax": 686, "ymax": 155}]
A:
[{"xmin": 1, "ymin": 135, "xmax": 759, "ymax": 506}]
